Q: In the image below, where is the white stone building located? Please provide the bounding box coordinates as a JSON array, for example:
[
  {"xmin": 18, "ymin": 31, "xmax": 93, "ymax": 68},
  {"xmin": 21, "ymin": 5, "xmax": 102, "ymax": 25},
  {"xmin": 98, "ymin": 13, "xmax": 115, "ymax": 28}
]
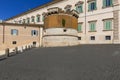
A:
[{"xmin": 6, "ymin": 0, "xmax": 120, "ymax": 44}]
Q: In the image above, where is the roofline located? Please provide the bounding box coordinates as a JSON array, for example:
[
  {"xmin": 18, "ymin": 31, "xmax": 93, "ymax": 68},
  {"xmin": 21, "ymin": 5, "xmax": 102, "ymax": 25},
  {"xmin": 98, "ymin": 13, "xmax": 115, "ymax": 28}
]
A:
[
  {"xmin": 6, "ymin": 0, "xmax": 64, "ymax": 21},
  {"xmin": 0, "ymin": 22, "xmax": 44, "ymax": 27}
]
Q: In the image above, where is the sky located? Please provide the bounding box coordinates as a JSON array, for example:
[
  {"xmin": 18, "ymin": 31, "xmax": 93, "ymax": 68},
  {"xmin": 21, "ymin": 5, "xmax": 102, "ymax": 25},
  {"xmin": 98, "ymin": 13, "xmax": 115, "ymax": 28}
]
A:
[{"xmin": 0, "ymin": 0, "xmax": 52, "ymax": 20}]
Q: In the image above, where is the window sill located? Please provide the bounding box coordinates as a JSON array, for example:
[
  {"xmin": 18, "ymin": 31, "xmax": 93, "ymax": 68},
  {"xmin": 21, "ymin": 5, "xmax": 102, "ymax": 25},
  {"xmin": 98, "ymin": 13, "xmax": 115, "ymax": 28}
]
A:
[
  {"xmin": 102, "ymin": 5, "xmax": 113, "ymax": 9},
  {"xmin": 103, "ymin": 30, "xmax": 113, "ymax": 31},
  {"xmin": 88, "ymin": 9, "xmax": 97, "ymax": 12},
  {"xmin": 88, "ymin": 31, "xmax": 97, "ymax": 32},
  {"xmin": 78, "ymin": 31, "xmax": 83, "ymax": 33}
]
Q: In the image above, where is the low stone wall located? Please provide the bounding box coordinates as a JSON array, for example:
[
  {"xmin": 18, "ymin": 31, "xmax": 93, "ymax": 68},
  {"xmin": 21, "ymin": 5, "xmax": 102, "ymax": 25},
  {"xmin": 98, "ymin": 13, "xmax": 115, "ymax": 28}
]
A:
[{"xmin": 43, "ymin": 28, "xmax": 79, "ymax": 47}]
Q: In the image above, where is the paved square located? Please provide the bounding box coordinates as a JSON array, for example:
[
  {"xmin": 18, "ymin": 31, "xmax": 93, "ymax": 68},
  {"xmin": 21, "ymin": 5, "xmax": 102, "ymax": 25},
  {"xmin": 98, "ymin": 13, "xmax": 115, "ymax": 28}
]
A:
[{"xmin": 0, "ymin": 45, "xmax": 120, "ymax": 80}]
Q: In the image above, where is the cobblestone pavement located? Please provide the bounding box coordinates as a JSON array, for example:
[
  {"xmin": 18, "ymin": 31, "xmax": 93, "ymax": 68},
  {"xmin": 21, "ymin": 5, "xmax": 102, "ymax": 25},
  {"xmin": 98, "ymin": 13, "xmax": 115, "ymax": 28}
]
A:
[{"xmin": 0, "ymin": 44, "xmax": 120, "ymax": 80}]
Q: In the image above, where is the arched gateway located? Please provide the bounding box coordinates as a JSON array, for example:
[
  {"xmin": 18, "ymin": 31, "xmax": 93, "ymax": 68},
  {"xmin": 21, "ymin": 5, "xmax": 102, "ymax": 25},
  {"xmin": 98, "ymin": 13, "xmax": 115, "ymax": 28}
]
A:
[{"xmin": 43, "ymin": 7, "xmax": 79, "ymax": 47}]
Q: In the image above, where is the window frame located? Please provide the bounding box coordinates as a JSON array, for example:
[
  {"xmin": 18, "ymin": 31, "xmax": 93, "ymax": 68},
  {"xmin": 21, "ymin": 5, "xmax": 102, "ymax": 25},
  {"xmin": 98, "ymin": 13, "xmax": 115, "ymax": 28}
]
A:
[
  {"xmin": 88, "ymin": 0, "xmax": 97, "ymax": 11},
  {"xmin": 76, "ymin": 4, "xmax": 83, "ymax": 13},
  {"xmin": 31, "ymin": 30, "xmax": 38, "ymax": 36},
  {"xmin": 11, "ymin": 29, "xmax": 18, "ymax": 36},
  {"xmin": 36, "ymin": 15, "xmax": 40, "ymax": 22},
  {"xmin": 89, "ymin": 21, "xmax": 96, "ymax": 32},
  {"xmin": 105, "ymin": 36, "xmax": 111, "ymax": 40},
  {"xmin": 103, "ymin": 0, "xmax": 113, "ymax": 8},
  {"xmin": 90, "ymin": 36, "xmax": 95, "ymax": 40},
  {"xmin": 103, "ymin": 19, "xmax": 112, "ymax": 31},
  {"xmin": 78, "ymin": 23, "xmax": 83, "ymax": 32}
]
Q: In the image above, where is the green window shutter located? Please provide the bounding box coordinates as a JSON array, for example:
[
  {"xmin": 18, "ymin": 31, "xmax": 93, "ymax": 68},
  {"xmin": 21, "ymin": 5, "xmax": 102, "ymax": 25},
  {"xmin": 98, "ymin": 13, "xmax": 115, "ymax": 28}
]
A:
[
  {"xmin": 110, "ymin": 0, "xmax": 113, "ymax": 6},
  {"xmin": 90, "ymin": 22, "xmax": 95, "ymax": 31},
  {"xmin": 42, "ymin": 16, "xmax": 44, "ymax": 21},
  {"xmin": 95, "ymin": 1, "xmax": 97, "ymax": 9},
  {"xmin": 76, "ymin": 6, "xmax": 78, "ymax": 11},
  {"xmin": 103, "ymin": 0, "xmax": 106, "ymax": 7},
  {"xmin": 93, "ymin": 23, "xmax": 95, "ymax": 31},
  {"xmin": 78, "ymin": 24, "xmax": 82, "ymax": 32},
  {"xmin": 108, "ymin": 20, "xmax": 112, "ymax": 30},
  {"xmin": 80, "ymin": 5, "xmax": 83, "ymax": 12},
  {"xmin": 88, "ymin": 3, "xmax": 91, "ymax": 11},
  {"xmin": 106, "ymin": 21, "xmax": 109, "ymax": 30},
  {"xmin": 90, "ymin": 23, "xmax": 93, "ymax": 31},
  {"xmin": 105, "ymin": 20, "xmax": 112, "ymax": 30}
]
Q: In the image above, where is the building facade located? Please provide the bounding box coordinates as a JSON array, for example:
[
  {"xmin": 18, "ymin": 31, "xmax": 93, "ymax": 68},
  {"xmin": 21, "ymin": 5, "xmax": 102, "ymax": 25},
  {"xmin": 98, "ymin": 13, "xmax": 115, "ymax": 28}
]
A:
[
  {"xmin": 0, "ymin": 23, "xmax": 43, "ymax": 54},
  {"xmin": 5, "ymin": 0, "xmax": 120, "ymax": 44}
]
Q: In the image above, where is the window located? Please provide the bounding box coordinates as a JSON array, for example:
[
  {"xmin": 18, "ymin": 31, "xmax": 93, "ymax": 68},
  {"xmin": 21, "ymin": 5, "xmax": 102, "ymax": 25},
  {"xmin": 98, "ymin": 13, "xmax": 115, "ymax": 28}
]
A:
[
  {"xmin": 89, "ymin": 22, "xmax": 96, "ymax": 32},
  {"xmin": 42, "ymin": 16, "xmax": 44, "ymax": 21},
  {"xmin": 36, "ymin": 15, "xmax": 40, "ymax": 22},
  {"xmin": 12, "ymin": 41, "xmax": 17, "ymax": 44},
  {"xmin": 78, "ymin": 23, "xmax": 82, "ymax": 32},
  {"xmin": 31, "ymin": 30, "xmax": 38, "ymax": 36},
  {"xmin": 76, "ymin": 4, "xmax": 83, "ymax": 13},
  {"xmin": 23, "ymin": 19, "xmax": 26, "ymax": 23},
  {"xmin": 103, "ymin": 0, "xmax": 113, "ymax": 8},
  {"xmin": 19, "ymin": 20, "xmax": 22, "ymax": 24},
  {"xmin": 64, "ymin": 5, "xmax": 72, "ymax": 12},
  {"xmin": 105, "ymin": 36, "xmax": 111, "ymax": 40},
  {"xmin": 91, "ymin": 36, "xmax": 95, "ymax": 40},
  {"xmin": 63, "ymin": 29, "xmax": 67, "ymax": 32},
  {"xmin": 31, "ymin": 16, "xmax": 35, "ymax": 22},
  {"xmin": 11, "ymin": 29, "xmax": 18, "ymax": 36},
  {"xmin": 88, "ymin": 0, "xmax": 97, "ymax": 11},
  {"xmin": 103, "ymin": 20, "xmax": 112, "ymax": 30},
  {"xmin": 78, "ymin": 37, "xmax": 81, "ymax": 40},
  {"xmin": 27, "ymin": 18, "xmax": 30, "ymax": 24}
]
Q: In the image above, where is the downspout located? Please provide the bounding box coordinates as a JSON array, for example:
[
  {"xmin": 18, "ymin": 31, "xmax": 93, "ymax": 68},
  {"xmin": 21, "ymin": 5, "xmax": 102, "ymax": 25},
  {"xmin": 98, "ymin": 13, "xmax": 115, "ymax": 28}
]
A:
[{"xmin": 85, "ymin": 0, "xmax": 87, "ymax": 35}]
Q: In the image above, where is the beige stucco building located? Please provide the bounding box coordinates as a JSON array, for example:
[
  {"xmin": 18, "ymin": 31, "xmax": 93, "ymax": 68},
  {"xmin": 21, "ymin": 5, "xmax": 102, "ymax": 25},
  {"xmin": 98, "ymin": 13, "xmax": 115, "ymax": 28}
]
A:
[
  {"xmin": 0, "ymin": 0, "xmax": 120, "ymax": 55},
  {"xmin": 0, "ymin": 23, "xmax": 43, "ymax": 55},
  {"xmin": 6, "ymin": 0, "xmax": 120, "ymax": 44}
]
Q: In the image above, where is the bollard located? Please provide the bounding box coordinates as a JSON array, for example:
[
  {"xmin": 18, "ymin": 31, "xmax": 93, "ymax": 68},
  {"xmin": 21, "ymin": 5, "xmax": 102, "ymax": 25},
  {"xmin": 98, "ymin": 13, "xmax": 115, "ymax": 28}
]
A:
[
  {"xmin": 15, "ymin": 47, "xmax": 18, "ymax": 54},
  {"xmin": 5, "ymin": 48, "xmax": 9, "ymax": 57}
]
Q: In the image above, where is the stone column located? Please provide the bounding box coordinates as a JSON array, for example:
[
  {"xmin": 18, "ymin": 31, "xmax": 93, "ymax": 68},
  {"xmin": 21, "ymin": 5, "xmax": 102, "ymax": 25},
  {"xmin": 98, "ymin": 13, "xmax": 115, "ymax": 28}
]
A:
[{"xmin": 39, "ymin": 27, "xmax": 43, "ymax": 47}]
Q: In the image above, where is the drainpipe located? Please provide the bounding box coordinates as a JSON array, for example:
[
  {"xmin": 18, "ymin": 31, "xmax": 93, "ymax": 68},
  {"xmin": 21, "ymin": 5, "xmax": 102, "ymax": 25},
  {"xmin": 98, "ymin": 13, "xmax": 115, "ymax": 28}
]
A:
[{"xmin": 85, "ymin": 0, "xmax": 87, "ymax": 35}]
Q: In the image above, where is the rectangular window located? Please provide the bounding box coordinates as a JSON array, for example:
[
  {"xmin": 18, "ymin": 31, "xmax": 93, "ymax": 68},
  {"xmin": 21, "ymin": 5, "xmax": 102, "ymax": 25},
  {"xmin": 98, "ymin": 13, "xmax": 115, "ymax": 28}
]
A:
[
  {"xmin": 104, "ymin": 20, "xmax": 112, "ymax": 30},
  {"xmin": 91, "ymin": 36, "xmax": 95, "ymax": 40},
  {"xmin": 42, "ymin": 16, "xmax": 44, "ymax": 21},
  {"xmin": 103, "ymin": 0, "xmax": 113, "ymax": 8},
  {"xmin": 88, "ymin": 0, "xmax": 97, "ymax": 11},
  {"xmin": 89, "ymin": 22, "xmax": 96, "ymax": 31},
  {"xmin": 78, "ymin": 37, "xmax": 81, "ymax": 40},
  {"xmin": 78, "ymin": 23, "xmax": 82, "ymax": 32},
  {"xmin": 23, "ymin": 19, "xmax": 26, "ymax": 23},
  {"xmin": 76, "ymin": 4, "xmax": 83, "ymax": 13},
  {"xmin": 12, "ymin": 41, "xmax": 17, "ymax": 44},
  {"xmin": 27, "ymin": 18, "xmax": 30, "ymax": 24},
  {"xmin": 11, "ymin": 29, "xmax": 18, "ymax": 36},
  {"xmin": 31, "ymin": 16, "xmax": 35, "ymax": 22},
  {"xmin": 36, "ymin": 15, "xmax": 40, "ymax": 22},
  {"xmin": 31, "ymin": 30, "xmax": 38, "ymax": 36},
  {"xmin": 105, "ymin": 36, "xmax": 111, "ymax": 40}
]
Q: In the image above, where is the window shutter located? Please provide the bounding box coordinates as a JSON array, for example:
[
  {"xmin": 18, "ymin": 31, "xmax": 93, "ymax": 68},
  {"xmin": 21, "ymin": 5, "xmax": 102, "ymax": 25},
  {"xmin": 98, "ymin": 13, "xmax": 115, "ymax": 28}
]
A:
[
  {"xmin": 109, "ymin": 21, "xmax": 112, "ymax": 30},
  {"xmin": 88, "ymin": 3, "xmax": 91, "ymax": 11},
  {"xmin": 110, "ymin": 0, "xmax": 113, "ymax": 6},
  {"xmin": 93, "ymin": 23, "xmax": 95, "ymax": 31},
  {"xmin": 95, "ymin": 1, "xmax": 97, "ymax": 9},
  {"xmin": 78, "ymin": 24, "xmax": 82, "ymax": 32},
  {"xmin": 80, "ymin": 5, "xmax": 83, "ymax": 12},
  {"xmin": 103, "ymin": 0, "xmax": 106, "ymax": 7}
]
